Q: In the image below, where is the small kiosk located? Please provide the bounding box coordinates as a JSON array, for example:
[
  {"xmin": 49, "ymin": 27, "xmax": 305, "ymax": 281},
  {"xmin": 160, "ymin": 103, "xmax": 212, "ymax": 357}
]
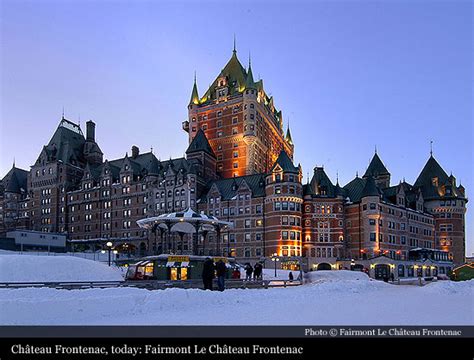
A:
[{"xmin": 126, "ymin": 254, "xmax": 235, "ymax": 281}]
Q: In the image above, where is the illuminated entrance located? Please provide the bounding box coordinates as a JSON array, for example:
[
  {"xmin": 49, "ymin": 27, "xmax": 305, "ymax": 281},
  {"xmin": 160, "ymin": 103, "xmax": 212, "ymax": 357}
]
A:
[
  {"xmin": 170, "ymin": 267, "xmax": 188, "ymax": 280},
  {"xmin": 374, "ymin": 264, "xmax": 390, "ymax": 280}
]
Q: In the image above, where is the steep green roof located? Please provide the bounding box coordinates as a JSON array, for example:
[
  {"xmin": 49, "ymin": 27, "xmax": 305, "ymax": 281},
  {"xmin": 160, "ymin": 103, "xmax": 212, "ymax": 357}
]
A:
[
  {"xmin": 201, "ymin": 51, "xmax": 247, "ymax": 102},
  {"xmin": 1, "ymin": 166, "xmax": 28, "ymax": 194},
  {"xmin": 309, "ymin": 167, "xmax": 335, "ymax": 197},
  {"xmin": 343, "ymin": 176, "xmax": 366, "ymax": 202},
  {"xmin": 38, "ymin": 118, "xmax": 86, "ymax": 166},
  {"xmin": 204, "ymin": 174, "xmax": 266, "ymax": 201},
  {"xmin": 413, "ymin": 155, "xmax": 450, "ymax": 200},
  {"xmin": 414, "ymin": 155, "xmax": 449, "ymax": 188},
  {"xmin": 186, "ymin": 129, "xmax": 215, "ymax": 157},
  {"xmin": 245, "ymin": 61, "xmax": 255, "ymax": 89},
  {"xmin": 363, "ymin": 152, "xmax": 390, "ymax": 178},
  {"xmin": 361, "ymin": 176, "xmax": 380, "ymax": 198},
  {"xmin": 189, "ymin": 77, "xmax": 200, "ymax": 105},
  {"xmin": 271, "ymin": 150, "xmax": 299, "ymax": 173}
]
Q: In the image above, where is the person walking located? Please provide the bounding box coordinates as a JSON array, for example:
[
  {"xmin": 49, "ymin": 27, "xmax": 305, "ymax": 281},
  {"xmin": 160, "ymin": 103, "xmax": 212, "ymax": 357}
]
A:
[
  {"xmin": 202, "ymin": 257, "xmax": 215, "ymax": 290},
  {"xmin": 216, "ymin": 259, "xmax": 227, "ymax": 291},
  {"xmin": 289, "ymin": 271, "xmax": 294, "ymax": 282},
  {"xmin": 245, "ymin": 263, "xmax": 253, "ymax": 281}
]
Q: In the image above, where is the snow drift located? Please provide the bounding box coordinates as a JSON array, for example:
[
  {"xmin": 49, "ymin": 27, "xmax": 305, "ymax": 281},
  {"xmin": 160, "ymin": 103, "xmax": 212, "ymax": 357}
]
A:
[{"xmin": 0, "ymin": 255, "xmax": 124, "ymax": 282}]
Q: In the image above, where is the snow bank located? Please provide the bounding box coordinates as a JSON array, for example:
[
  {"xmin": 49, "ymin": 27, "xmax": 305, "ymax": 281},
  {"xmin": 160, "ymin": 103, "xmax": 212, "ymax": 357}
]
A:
[
  {"xmin": 1, "ymin": 275, "xmax": 472, "ymax": 325},
  {"xmin": 306, "ymin": 270, "xmax": 370, "ymax": 283},
  {"xmin": 0, "ymin": 255, "xmax": 124, "ymax": 282}
]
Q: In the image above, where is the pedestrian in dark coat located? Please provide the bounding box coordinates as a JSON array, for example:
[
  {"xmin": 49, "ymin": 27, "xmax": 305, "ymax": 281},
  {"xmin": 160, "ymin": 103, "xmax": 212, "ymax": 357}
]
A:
[
  {"xmin": 216, "ymin": 260, "xmax": 227, "ymax": 291},
  {"xmin": 202, "ymin": 257, "xmax": 215, "ymax": 290},
  {"xmin": 253, "ymin": 263, "xmax": 262, "ymax": 280},
  {"xmin": 289, "ymin": 272, "xmax": 294, "ymax": 282},
  {"xmin": 245, "ymin": 263, "xmax": 253, "ymax": 281}
]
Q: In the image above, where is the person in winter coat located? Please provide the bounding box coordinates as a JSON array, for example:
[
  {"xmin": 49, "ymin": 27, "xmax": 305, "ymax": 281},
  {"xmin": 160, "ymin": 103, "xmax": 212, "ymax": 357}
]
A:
[
  {"xmin": 253, "ymin": 263, "xmax": 262, "ymax": 280},
  {"xmin": 215, "ymin": 260, "xmax": 227, "ymax": 291},
  {"xmin": 202, "ymin": 257, "xmax": 215, "ymax": 290},
  {"xmin": 289, "ymin": 272, "xmax": 294, "ymax": 282},
  {"xmin": 244, "ymin": 263, "xmax": 253, "ymax": 281}
]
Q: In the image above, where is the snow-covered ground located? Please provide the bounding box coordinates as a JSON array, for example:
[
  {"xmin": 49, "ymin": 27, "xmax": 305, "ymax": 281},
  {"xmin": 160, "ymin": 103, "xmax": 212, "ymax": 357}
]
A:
[
  {"xmin": 0, "ymin": 254, "xmax": 124, "ymax": 282},
  {"xmin": 0, "ymin": 253, "xmax": 472, "ymax": 325}
]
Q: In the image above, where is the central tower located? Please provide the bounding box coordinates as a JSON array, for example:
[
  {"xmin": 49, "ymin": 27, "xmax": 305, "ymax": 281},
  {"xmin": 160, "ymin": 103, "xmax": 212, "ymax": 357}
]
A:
[{"xmin": 183, "ymin": 47, "xmax": 294, "ymax": 179}]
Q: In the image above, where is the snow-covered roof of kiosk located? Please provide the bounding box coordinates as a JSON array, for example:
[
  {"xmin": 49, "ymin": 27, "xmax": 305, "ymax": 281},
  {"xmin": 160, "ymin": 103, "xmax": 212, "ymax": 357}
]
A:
[{"xmin": 136, "ymin": 207, "xmax": 232, "ymax": 234}]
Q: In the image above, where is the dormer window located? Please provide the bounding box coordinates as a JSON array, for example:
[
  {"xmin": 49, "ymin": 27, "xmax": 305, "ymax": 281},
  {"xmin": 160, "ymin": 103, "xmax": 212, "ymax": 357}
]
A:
[
  {"xmin": 125, "ymin": 165, "xmax": 129, "ymax": 171},
  {"xmin": 432, "ymin": 177, "xmax": 438, "ymax": 187}
]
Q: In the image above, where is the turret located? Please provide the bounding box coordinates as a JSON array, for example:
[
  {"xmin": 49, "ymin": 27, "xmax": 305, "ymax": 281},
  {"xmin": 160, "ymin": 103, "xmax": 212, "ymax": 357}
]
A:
[{"xmin": 189, "ymin": 74, "xmax": 200, "ymax": 107}]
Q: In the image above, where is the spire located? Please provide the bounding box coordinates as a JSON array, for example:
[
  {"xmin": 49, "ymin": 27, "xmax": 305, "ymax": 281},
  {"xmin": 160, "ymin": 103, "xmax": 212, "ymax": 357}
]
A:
[
  {"xmin": 430, "ymin": 140, "xmax": 433, "ymax": 157},
  {"xmin": 285, "ymin": 119, "xmax": 293, "ymax": 146},
  {"xmin": 189, "ymin": 73, "xmax": 200, "ymax": 105},
  {"xmin": 245, "ymin": 56, "xmax": 255, "ymax": 89}
]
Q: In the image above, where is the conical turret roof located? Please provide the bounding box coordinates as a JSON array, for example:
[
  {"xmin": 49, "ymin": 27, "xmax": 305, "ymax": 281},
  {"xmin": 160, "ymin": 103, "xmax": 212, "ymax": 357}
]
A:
[
  {"xmin": 363, "ymin": 152, "xmax": 390, "ymax": 178},
  {"xmin": 361, "ymin": 176, "xmax": 380, "ymax": 198},
  {"xmin": 186, "ymin": 129, "xmax": 215, "ymax": 157}
]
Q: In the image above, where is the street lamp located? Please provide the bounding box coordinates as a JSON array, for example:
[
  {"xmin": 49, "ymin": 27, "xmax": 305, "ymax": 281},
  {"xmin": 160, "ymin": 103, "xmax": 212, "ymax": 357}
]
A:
[
  {"xmin": 271, "ymin": 252, "xmax": 280, "ymax": 278},
  {"xmin": 106, "ymin": 241, "xmax": 113, "ymax": 266}
]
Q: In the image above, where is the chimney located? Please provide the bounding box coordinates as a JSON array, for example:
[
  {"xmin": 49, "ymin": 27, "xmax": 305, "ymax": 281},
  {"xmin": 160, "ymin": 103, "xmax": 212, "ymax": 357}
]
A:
[
  {"xmin": 86, "ymin": 120, "xmax": 96, "ymax": 141},
  {"xmin": 132, "ymin": 145, "xmax": 139, "ymax": 159}
]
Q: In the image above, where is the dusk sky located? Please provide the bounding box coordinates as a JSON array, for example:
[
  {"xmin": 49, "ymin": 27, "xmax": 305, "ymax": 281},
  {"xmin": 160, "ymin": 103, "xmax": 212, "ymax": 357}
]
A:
[{"xmin": 1, "ymin": 0, "xmax": 472, "ymax": 255}]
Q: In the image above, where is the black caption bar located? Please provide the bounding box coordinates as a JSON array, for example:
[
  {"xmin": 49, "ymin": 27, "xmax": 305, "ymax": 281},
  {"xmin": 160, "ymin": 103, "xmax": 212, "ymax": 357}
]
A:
[{"xmin": 0, "ymin": 338, "xmax": 472, "ymax": 360}]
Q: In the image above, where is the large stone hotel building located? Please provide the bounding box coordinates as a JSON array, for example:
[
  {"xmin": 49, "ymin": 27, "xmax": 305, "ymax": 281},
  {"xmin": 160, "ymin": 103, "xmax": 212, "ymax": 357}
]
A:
[{"xmin": 0, "ymin": 48, "xmax": 468, "ymax": 270}]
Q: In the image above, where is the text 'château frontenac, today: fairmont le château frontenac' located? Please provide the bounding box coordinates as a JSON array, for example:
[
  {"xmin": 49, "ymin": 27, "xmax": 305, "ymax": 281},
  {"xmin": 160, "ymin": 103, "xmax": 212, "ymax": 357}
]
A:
[{"xmin": 0, "ymin": 47, "xmax": 467, "ymax": 276}]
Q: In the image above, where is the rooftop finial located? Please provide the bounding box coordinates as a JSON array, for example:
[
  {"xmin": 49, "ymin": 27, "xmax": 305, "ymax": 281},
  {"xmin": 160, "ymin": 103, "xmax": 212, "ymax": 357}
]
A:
[
  {"xmin": 248, "ymin": 51, "xmax": 251, "ymax": 68},
  {"xmin": 375, "ymin": 145, "xmax": 377, "ymax": 154},
  {"xmin": 13, "ymin": 157, "xmax": 15, "ymax": 168},
  {"xmin": 430, "ymin": 140, "xmax": 433, "ymax": 156},
  {"xmin": 62, "ymin": 106, "xmax": 65, "ymax": 120},
  {"xmin": 356, "ymin": 171, "xmax": 359, "ymax": 178},
  {"xmin": 233, "ymin": 34, "xmax": 236, "ymax": 54},
  {"xmin": 151, "ymin": 146, "xmax": 154, "ymax": 154},
  {"xmin": 307, "ymin": 172, "xmax": 310, "ymax": 184},
  {"xmin": 194, "ymin": 70, "xmax": 196, "ymax": 84},
  {"xmin": 336, "ymin": 171, "xmax": 339, "ymax": 184}
]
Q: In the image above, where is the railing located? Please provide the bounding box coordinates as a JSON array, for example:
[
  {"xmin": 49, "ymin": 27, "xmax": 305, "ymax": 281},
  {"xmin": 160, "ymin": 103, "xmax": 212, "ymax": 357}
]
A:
[{"xmin": 0, "ymin": 279, "xmax": 303, "ymax": 291}]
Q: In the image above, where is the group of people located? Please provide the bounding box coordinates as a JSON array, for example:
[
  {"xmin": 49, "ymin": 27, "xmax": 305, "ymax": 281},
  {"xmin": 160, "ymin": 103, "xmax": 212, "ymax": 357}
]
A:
[
  {"xmin": 244, "ymin": 262, "xmax": 263, "ymax": 281},
  {"xmin": 201, "ymin": 260, "xmax": 266, "ymax": 291},
  {"xmin": 202, "ymin": 257, "xmax": 227, "ymax": 291}
]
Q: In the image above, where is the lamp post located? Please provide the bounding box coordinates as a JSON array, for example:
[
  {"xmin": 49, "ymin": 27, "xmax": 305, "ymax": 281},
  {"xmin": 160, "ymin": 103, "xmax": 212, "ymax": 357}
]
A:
[
  {"xmin": 106, "ymin": 241, "xmax": 113, "ymax": 266},
  {"xmin": 271, "ymin": 253, "xmax": 279, "ymax": 278}
]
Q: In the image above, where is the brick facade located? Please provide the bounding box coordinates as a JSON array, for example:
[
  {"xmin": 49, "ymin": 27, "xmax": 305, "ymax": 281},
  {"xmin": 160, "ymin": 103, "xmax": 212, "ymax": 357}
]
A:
[{"xmin": 0, "ymin": 51, "xmax": 468, "ymax": 266}]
